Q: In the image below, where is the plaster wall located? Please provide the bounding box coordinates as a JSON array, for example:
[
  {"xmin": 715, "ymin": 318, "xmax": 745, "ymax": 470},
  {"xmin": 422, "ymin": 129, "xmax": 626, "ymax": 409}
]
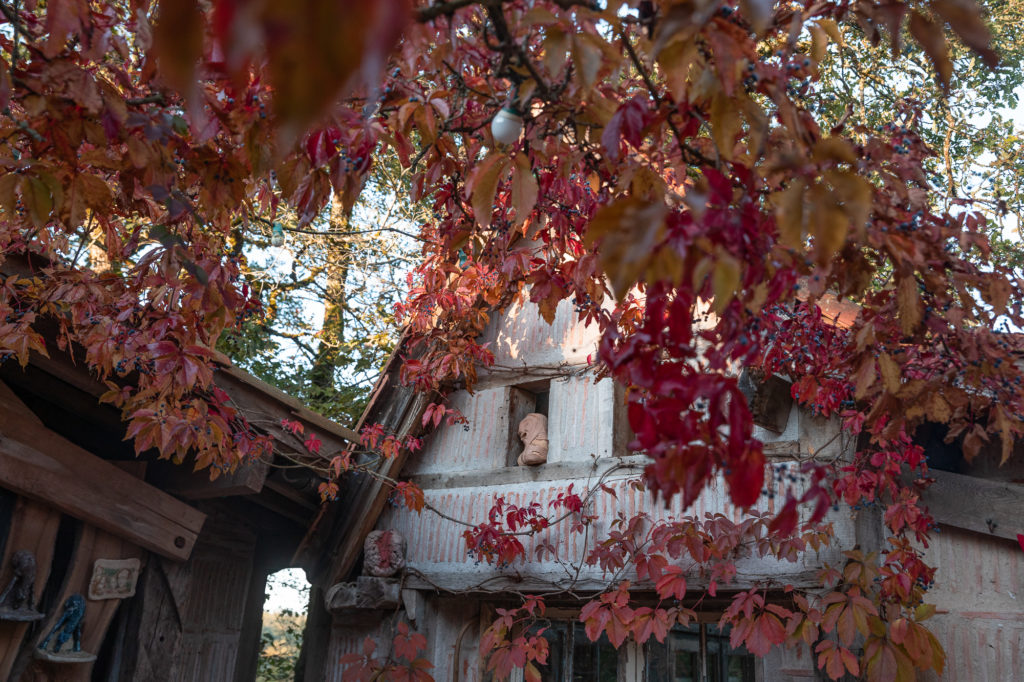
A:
[{"xmin": 919, "ymin": 526, "xmax": 1024, "ymax": 682}]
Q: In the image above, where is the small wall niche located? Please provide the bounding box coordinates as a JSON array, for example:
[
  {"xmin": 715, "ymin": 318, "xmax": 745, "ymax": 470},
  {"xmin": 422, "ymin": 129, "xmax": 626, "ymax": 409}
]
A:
[{"xmin": 506, "ymin": 381, "xmax": 550, "ymax": 467}]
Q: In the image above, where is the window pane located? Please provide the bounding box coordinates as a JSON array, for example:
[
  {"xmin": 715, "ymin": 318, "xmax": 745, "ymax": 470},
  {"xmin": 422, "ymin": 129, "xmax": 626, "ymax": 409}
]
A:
[
  {"xmin": 725, "ymin": 655, "xmax": 755, "ymax": 682},
  {"xmin": 646, "ymin": 624, "xmax": 755, "ymax": 682},
  {"xmin": 571, "ymin": 623, "xmax": 618, "ymax": 682},
  {"xmin": 646, "ymin": 625, "xmax": 701, "ymax": 682},
  {"xmin": 533, "ymin": 623, "xmax": 568, "ymax": 682}
]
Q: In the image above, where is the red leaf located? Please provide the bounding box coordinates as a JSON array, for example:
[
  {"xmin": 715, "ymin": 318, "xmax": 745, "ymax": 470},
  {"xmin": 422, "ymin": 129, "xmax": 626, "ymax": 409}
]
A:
[{"xmin": 768, "ymin": 496, "xmax": 799, "ymax": 537}]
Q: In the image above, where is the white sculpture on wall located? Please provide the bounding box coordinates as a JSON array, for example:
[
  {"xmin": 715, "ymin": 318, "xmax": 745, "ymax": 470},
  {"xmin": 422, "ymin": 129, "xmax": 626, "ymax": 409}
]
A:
[
  {"xmin": 363, "ymin": 530, "xmax": 407, "ymax": 577},
  {"xmin": 516, "ymin": 413, "xmax": 548, "ymax": 466}
]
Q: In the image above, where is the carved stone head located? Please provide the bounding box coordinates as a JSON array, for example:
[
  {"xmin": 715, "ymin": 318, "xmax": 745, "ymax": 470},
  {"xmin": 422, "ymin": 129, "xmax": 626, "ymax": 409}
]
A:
[
  {"xmin": 363, "ymin": 530, "xmax": 407, "ymax": 577},
  {"xmin": 516, "ymin": 412, "xmax": 548, "ymax": 466}
]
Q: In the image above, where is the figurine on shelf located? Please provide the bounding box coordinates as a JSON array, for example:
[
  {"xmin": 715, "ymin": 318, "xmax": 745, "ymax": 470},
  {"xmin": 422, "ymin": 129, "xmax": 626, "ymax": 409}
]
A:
[
  {"xmin": 516, "ymin": 413, "xmax": 549, "ymax": 466},
  {"xmin": 0, "ymin": 550, "xmax": 43, "ymax": 622},
  {"xmin": 39, "ymin": 594, "xmax": 86, "ymax": 655}
]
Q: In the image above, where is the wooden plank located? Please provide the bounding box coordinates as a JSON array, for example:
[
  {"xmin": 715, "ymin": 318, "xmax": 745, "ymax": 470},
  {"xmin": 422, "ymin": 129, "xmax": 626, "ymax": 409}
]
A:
[
  {"xmin": 401, "ymin": 567, "xmax": 830, "ymax": 594},
  {"xmin": 921, "ymin": 469, "xmax": 1024, "ymax": 543},
  {"xmin": 28, "ymin": 526, "xmax": 145, "ymax": 682},
  {"xmin": 0, "ymin": 385, "xmax": 205, "ymax": 561},
  {"xmin": 117, "ymin": 557, "xmax": 188, "ymax": 682},
  {"xmin": 409, "ymin": 455, "xmax": 650, "ymax": 490},
  {"xmin": 0, "ymin": 497, "xmax": 62, "ymax": 680}
]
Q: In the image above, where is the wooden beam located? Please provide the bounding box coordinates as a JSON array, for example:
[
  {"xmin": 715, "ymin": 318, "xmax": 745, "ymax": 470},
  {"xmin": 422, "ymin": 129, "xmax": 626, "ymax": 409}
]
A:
[
  {"xmin": 0, "ymin": 382, "xmax": 205, "ymax": 561},
  {"xmin": 401, "ymin": 567, "xmax": 830, "ymax": 595},
  {"xmin": 159, "ymin": 458, "xmax": 269, "ymax": 500},
  {"xmin": 325, "ymin": 392, "xmax": 431, "ymax": 583},
  {"xmin": 216, "ymin": 366, "xmax": 362, "ymax": 445},
  {"xmin": 920, "ymin": 469, "xmax": 1024, "ymax": 543}
]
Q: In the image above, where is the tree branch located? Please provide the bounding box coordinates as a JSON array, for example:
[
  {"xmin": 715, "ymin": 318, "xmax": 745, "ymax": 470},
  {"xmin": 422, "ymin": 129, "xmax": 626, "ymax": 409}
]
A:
[{"xmin": 416, "ymin": 0, "xmax": 598, "ymax": 23}]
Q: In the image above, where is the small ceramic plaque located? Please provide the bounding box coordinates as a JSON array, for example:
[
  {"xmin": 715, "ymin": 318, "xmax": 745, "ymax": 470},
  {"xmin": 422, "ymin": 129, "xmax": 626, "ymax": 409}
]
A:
[{"xmin": 88, "ymin": 558, "xmax": 141, "ymax": 600}]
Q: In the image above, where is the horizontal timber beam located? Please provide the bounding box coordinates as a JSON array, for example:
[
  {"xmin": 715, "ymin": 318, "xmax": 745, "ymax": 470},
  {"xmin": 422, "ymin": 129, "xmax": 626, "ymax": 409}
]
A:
[
  {"xmin": 0, "ymin": 382, "xmax": 205, "ymax": 561},
  {"xmin": 920, "ymin": 469, "xmax": 1024, "ymax": 543}
]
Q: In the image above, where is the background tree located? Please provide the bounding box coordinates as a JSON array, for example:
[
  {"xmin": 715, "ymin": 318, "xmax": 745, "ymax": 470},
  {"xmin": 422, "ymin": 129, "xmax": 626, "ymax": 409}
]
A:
[
  {"xmin": 220, "ymin": 151, "xmax": 423, "ymax": 424},
  {"xmin": 811, "ymin": 0, "xmax": 1024, "ymax": 269}
]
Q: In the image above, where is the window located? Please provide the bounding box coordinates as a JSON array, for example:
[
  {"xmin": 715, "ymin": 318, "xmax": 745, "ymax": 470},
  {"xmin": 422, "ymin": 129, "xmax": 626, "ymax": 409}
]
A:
[
  {"xmin": 507, "ymin": 622, "xmax": 619, "ymax": 682},
  {"xmin": 498, "ymin": 618, "xmax": 755, "ymax": 682},
  {"xmin": 646, "ymin": 624, "xmax": 755, "ymax": 682}
]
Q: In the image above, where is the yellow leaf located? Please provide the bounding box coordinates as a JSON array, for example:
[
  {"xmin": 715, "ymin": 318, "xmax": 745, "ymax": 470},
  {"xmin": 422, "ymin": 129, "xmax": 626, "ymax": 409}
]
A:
[
  {"xmin": 985, "ymin": 275, "xmax": 1010, "ymax": 314},
  {"xmin": 878, "ymin": 353, "xmax": 901, "ymax": 394},
  {"xmin": 773, "ymin": 178, "xmax": 805, "ymax": 249},
  {"xmin": 585, "ymin": 197, "xmax": 668, "ymax": 298},
  {"xmin": 571, "ymin": 34, "xmax": 603, "ymax": 92},
  {"xmin": 78, "ymin": 174, "xmax": 113, "ymax": 211},
  {"xmin": 711, "ymin": 92, "xmax": 742, "ymax": 161},
  {"xmin": 510, "ymin": 153, "xmax": 538, "ymax": 227},
  {"xmin": 914, "ymin": 603, "xmax": 937, "ymax": 622},
  {"xmin": 542, "ymin": 29, "xmax": 569, "ymax": 76},
  {"xmin": 909, "ymin": 11, "xmax": 952, "ymax": 90},
  {"xmin": 897, "ymin": 276, "xmax": 923, "ymax": 335},
  {"xmin": 853, "ymin": 356, "xmax": 876, "ymax": 399},
  {"xmin": 711, "ymin": 254, "xmax": 741, "ymax": 314},
  {"xmin": 467, "ymin": 153, "xmax": 509, "ymax": 229},
  {"xmin": 808, "ymin": 183, "xmax": 847, "ymax": 262},
  {"xmin": 818, "ymin": 18, "xmax": 843, "ymax": 46},
  {"xmin": 814, "ymin": 138, "xmax": 857, "ymax": 164},
  {"xmin": 926, "ymin": 392, "xmax": 951, "ymax": 423},
  {"xmin": 740, "ymin": 98, "xmax": 769, "ymax": 160},
  {"xmin": 994, "ymin": 406, "xmax": 1015, "ymax": 465},
  {"xmin": 22, "ymin": 176, "xmax": 53, "ymax": 229},
  {"xmin": 657, "ymin": 39, "xmax": 697, "ymax": 103},
  {"xmin": 809, "ymin": 23, "xmax": 828, "ymax": 63},
  {"xmin": 0, "ymin": 173, "xmax": 18, "ymax": 216},
  {"xmin": 833, "ymin": 171, "xmax": 872, "ymax": 242},
  {"xmin": 739, "ymin": 0, "xmax": 772, "ymax": 35}
]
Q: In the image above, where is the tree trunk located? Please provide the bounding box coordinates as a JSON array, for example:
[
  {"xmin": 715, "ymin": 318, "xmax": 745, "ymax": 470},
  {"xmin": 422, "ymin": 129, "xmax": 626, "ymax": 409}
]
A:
[{"xmin": 309, "ymin": 195, "xmax": 350, "ymax": 393}]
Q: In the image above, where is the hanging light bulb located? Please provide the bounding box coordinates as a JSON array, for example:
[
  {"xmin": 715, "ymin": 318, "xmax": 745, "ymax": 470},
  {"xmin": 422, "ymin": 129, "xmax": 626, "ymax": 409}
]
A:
[
  {"xmin": 491, "ymin": 105, "xmax": 524, "ymax": 145},
  {"xmin": 270, "ymin": 222, "xmax": 286, "ymax": 247}
]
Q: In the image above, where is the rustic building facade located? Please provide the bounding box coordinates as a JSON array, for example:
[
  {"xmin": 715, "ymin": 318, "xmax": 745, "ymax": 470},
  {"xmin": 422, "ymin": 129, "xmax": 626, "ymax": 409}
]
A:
[{"xmin": 300, "ymin": 297, "xmax": 1024, "ymax": 682}]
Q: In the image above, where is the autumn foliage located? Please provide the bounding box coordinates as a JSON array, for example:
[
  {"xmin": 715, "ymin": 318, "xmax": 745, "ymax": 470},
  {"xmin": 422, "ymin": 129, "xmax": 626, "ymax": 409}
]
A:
[{"xmin": 0, "ymin": 0, "xmax": 1022, "ymax": 680}]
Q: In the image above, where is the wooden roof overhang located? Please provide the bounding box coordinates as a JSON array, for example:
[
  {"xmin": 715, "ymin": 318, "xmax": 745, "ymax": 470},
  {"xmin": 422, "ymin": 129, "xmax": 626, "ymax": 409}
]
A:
[{"xmin": 0, "ymin": 252, "xmax": 373, "ymax": 565}]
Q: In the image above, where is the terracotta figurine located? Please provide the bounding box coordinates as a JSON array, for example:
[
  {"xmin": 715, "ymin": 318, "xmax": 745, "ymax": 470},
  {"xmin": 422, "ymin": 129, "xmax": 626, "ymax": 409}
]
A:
[{"xmin": 516, "ymin": 413, "xmax": 548, "ymax": 466}]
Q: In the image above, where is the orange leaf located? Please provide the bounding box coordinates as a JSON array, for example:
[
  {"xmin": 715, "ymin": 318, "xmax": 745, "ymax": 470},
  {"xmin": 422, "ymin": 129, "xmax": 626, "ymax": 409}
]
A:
[{"xmin": 510, "ymin": 153, "xmax": 538, "ymax": 228}]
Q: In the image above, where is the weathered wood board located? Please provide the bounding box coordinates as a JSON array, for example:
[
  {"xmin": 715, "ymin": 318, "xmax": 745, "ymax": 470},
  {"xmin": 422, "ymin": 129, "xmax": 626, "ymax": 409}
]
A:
[
  {"xmin": 921, "ymin": 469, "xmax": 1024, "ymax": 543},
  {"xmin": 27, "ymin": 525, "xmax": 145, "ymax": 682},
  {"xmin": 0, "ymin": 497, "xmax": 62, "ymax": 680},
  {"xmin": 0, "ymin": 382, "xmax": 205, "ymax": 561}
]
